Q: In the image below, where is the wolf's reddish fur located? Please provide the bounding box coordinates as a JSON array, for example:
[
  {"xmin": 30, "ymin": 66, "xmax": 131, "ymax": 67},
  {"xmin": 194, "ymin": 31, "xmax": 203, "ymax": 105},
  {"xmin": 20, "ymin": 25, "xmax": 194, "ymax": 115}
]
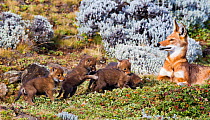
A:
[
  {"xmin": 15, "ymin": 67, "xmax": 65, "ymax": 105},
  {"xmin": 157, "ymin": 20, "xmax": 210, "ymax": 85}
]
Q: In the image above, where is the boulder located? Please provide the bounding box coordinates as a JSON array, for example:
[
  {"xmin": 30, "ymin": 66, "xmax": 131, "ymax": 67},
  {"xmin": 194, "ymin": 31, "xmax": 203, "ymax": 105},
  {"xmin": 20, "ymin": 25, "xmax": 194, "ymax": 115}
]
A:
[
  {"xmin": 0, "ymin": 83, "xmax": 8, "ymax": 97},
  {"xmin": 21, "ymin": 63, "xmax": 49, "ymax": 84},
  {"xmin": 2, "ymin": 71, "xmax": 22, "ymax": 84}
]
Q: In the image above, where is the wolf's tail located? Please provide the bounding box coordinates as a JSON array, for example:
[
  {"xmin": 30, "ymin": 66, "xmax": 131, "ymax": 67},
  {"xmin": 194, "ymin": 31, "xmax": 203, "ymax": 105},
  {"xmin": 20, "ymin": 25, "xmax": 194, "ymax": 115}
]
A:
[{"xmin": 15, "ymin": 88, "xmax": 26, "ymax": 101}]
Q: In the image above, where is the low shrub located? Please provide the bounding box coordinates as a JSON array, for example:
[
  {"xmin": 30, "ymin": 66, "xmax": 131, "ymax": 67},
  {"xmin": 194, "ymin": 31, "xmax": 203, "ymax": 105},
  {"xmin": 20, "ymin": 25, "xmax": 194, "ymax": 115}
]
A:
[{"xmin": 9, "ymin": 80, "xmax": 209, "ymax": 119}]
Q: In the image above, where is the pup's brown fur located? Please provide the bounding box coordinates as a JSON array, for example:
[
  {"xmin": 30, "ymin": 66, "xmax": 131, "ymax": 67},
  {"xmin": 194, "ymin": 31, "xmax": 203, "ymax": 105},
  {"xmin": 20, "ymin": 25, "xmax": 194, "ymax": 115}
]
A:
[
  {"xmin": 88, "ymin": 59, "xmax": 132, "ymax": 90},
  {"xmin": 57, "ymin": 55, "xmax": 97, "ymax": 99},
  {"xmin": 127, "ymin": 73, "xmax": 143, "ymax": 89},
  {"xmin": 88, "ymin": 59, "xmax": 143, "ymax": 90},
  {"xmin": 157, "ymin": 20, "xmax": 210, "ymax": 85},
  {"xmin": 106, "ymin": 59, "xmax": 142, "ymax": 89},
  {"xmin": 15, "ymin": 67, "xmax": 65, "ymax": 105},
  {"xmin": 88, "ymin": 68, "xmax": 131, "ymax": 92},
  {"xmin": 106, "ymin": 59, "xmax": 131, "ymax": 74},
  {"xmin": 88, "ymin": 70, "xmax": 143, "ymax": 91}
]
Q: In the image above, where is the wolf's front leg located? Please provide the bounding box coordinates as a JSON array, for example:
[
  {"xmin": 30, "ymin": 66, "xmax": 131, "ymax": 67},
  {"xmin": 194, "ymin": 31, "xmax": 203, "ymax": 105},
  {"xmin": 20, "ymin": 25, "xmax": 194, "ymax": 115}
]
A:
[
  {"xmin": 46, "ymin": 90, "xmax": 54, "ymax": 102},
  {"xmin": 173, "ymin": 69, "xmax": 189, "ymax": 85}
]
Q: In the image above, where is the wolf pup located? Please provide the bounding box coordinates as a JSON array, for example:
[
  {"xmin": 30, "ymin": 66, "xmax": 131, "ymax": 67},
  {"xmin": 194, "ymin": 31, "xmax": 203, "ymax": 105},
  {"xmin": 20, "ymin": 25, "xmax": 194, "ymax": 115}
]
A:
[
  {"xmin": 88, "ymin": 68, "xmax": 132, "ymax": 92},
  {"xmin": 88, "ymin": 59, "xmax": 132, "ymax": 90},
  {"xmin": 56, "ymin": 55, "xmax": 97, "ymax": 99},
  {"xmin": 96, "ymin": 57, "xmax": 108, "ymax": 69},
  {"xmin": 127, "ymin": 73, "xmax": 143, "ymax": 89},
  {"xmin": 103, "ymin": 59, "xmax": 143, "ymax": 88},
  {"xmin": 106, "ymin": 59, "xmax": 131, "ymax": 74},
  {"xmin": 15, "ymin": 66, "xmax": 65, "ymax": 105},
  {"xmin": 156, "ymin": 20, "xmax": 210, "ymax": 85}
]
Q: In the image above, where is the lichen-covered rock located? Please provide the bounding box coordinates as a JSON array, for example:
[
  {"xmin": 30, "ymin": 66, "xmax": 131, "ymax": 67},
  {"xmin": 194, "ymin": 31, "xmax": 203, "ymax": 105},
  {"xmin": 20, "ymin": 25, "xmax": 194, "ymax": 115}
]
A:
[
  {"xmin": 14, "ymin": 113, "xmax": 37, "ymax": 120},
  {"xmin": 3, "ymin": 71, "xmax": 22, "ymax": 84},
  {"xmin": 0, "ymin": 83, "xmax": 8, "ymax": 97},
  {"xmin": 57, "ymin": 112, "xmax": 78, "ymax": 120},
  {"xmin": 0, "ymin": 105, "xmax": 37, "ymax": 120},
  {"xmin": 21, "ymin": 63, "xmax": 49, "ymax": 84}
]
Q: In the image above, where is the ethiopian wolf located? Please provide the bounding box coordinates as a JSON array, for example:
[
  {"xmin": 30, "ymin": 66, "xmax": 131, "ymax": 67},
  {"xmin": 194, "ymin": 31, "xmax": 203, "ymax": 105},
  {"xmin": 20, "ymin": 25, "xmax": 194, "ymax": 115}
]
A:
[{"xmin": 156, "ymin": 20, "xmax": 210, "ymax": 85}]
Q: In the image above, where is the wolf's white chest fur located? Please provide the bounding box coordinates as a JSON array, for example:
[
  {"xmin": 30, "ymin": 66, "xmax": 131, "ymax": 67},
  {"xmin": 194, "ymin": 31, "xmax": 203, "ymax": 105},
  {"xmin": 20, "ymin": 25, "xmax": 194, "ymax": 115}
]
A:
[{"xmin": 169, "ymin": 46, "xmax": 184, "ymax": 59}]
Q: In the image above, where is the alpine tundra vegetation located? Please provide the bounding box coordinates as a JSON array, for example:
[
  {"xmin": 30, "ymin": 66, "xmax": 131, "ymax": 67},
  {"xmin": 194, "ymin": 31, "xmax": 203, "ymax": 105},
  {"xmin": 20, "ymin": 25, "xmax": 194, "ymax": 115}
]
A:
[{"xmin": 0, "ymin": 0, "xmax": 209, "ymax": 119}]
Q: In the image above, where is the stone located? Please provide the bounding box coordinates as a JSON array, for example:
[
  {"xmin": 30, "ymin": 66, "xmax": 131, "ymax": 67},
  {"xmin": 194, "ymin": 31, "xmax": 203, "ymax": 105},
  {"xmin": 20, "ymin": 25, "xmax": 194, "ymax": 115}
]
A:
[
  {"xmin": 0, "ymin": 83, "xmax": 8, "ymax": 97},
  {"xmin": 3, "ymin": 71, "xmax": 22, "ymax": 83},
  {"xmin": 21, "ymin": 63, "xmax": 49, "ymax": 84}
]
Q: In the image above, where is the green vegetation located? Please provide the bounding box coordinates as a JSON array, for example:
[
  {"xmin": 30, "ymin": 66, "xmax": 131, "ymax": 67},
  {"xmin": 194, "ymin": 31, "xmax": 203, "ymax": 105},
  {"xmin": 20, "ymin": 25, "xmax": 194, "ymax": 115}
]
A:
[
  {"xmin": 188, "ymin": 28, "xmax": 210, "ymax": 43},
  {"xmin": 1, "ymin": 80, "xmax": 209, "ymax": 119}
]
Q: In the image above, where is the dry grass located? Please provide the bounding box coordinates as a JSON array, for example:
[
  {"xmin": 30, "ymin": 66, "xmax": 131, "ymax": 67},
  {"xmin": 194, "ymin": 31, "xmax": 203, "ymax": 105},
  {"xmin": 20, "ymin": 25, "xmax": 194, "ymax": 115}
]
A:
[
  {"xmin": 19, "ymin": 12, "xmax": 33, "ymax": 20},
  {"xmin": 49, "ymin": 13, "xmax": 60, "ymax": 22},
  {"xmin": 81, "ymin": 45, "xmax": 105, "ymax": 58},
  {"xmin": 62, "ymin": 0, "xmax": 81, "ymax": 5},
  {"xmin": 69, "ymin": 27, "xmax": 78, "ymax": 35},
  {"xmin": 49, "ymin": 6, "xmax": 59, "ymax": 13},
  {"xmin": 16, "ymin": 43, "xmax": 32, "ymax": 54},
  {"xmin": 0, "ymin": 48, "xmax": 15, "ymax": 58},
  {"xmin": 57, "ymin": 37, "xmax": 84, "ymax": 49},
  {"xmin": 66, "ymin": 12, "xmax": 77, "ymax": 20},
  {"xmin": 5, "ymin": 0, "xmax": 19, "ymax": 12}
]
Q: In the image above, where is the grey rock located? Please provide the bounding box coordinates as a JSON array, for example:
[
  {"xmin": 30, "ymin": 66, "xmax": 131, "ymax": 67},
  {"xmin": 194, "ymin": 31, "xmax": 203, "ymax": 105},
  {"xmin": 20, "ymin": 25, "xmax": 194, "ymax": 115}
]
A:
[{"xmin": 0, "ymin": 83, "xmax": 8, "ymax": 97}]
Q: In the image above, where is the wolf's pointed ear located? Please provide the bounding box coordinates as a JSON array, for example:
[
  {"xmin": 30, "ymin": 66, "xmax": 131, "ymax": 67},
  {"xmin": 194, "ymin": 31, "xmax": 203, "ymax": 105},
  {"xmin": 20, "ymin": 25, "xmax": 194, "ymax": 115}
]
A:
[
  {"xmin": 117, "ymin": 59, "xmax": 122, "ymax": 62},
  {"xmin": 179, "ymin": 23, "xmax": 187, "ymax": 38},
  {"xmin": 173, "ymin": 19, "xmax": 179, "ymax": 32}
]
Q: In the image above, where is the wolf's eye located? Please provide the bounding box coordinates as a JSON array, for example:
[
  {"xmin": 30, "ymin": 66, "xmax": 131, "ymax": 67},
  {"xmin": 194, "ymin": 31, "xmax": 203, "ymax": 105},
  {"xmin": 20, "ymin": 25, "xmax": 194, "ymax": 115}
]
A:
[
  {"xmin": 169, "ymin": 39, "xmax": 174, "ymax": 41},
  {"xmin": 124, "ymin": 68, "xmax": 127, "ymax": 70},
  {"xmin": 57, "ymin": 75, "xmax": 60, "ymax": 77}
]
